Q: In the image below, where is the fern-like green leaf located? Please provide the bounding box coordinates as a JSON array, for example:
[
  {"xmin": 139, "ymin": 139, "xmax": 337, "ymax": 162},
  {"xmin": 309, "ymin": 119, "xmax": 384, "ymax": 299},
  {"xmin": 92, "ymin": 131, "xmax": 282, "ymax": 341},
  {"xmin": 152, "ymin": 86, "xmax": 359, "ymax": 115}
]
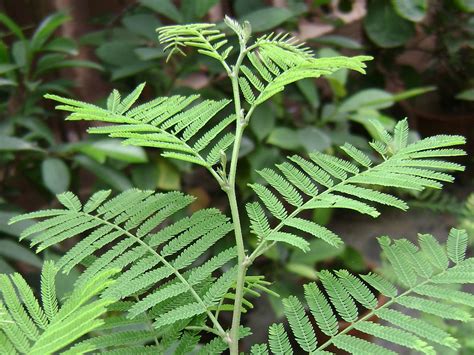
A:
[
  {"xmin": 248, "ymin": 129, "xmax": 465, "ymax": 265},
  {"xmin": 45, "ymin": 88, "xmax": 235, "ymax": 172},
  {"xmin": 260, "ymin": 231, "xmax": 473, "ymax": 353},
  {"xmin": 9, "ymin": 189, "xmax": 235, "ymax": 333},
  {"xmin": 0, "ymin": 263, "xmax": 118, "ymax": 354}
]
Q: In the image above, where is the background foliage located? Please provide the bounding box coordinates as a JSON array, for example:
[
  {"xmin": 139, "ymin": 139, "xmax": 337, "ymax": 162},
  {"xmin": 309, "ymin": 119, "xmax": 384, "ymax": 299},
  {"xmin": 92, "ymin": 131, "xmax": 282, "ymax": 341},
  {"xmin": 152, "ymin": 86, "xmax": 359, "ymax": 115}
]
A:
[{"xmin": 0, "ymin": 0, "xmax": 473, "ymax": 352}]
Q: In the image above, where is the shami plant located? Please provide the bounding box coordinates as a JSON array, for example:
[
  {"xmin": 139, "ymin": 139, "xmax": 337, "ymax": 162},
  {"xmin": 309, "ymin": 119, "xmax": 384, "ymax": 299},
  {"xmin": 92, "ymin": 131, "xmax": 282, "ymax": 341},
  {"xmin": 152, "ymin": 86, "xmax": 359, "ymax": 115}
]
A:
[{"xmin": 2, "ymin": 17, "xmax": 473, "ymax": 354}]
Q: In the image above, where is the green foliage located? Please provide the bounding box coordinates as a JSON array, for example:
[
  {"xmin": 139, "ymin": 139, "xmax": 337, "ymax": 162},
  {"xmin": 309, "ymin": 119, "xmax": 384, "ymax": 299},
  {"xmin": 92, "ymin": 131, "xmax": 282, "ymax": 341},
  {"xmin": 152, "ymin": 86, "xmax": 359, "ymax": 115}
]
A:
[
  {"xmin": 10, "ymin": 189, "xmax": 238, "ymax": 331},
  {"xmin": 262, "ymin": 232, "xmax": 474, "ymax": 354},
  {"xmin": 0, "ymin": 261, "xmax": 117, "ymax": 354},
  {"xmin": 46, "ymin": 85, "xmax": 235, "ymax": 172},
  {"xmin": 5, "ymin": 15, "xmax": 474, "ymax": 354},
  {"xmin": 247, "ymin": 119, "xmax": 465, "ymax": 253}
]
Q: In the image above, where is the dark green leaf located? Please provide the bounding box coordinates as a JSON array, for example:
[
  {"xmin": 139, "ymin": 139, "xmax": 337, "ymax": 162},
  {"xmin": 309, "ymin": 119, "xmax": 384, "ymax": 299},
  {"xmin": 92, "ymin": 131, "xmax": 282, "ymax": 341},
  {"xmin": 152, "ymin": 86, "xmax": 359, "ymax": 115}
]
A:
[
  {"xmin": 0, "ymin": 239, "xmax": 43, "ymax": 268},
  {"xmin": 0, "ymin": 136, "xmax": 43, "ymax": 152},
  {"xmin": 310, "ymin": 35, "xmax": 363, "ymax": 49},
  {"xmin": 250, "ymin": 104, "xmax": 276, "ymax": 141},
  {"xmin": 267, "ymin": 127, "xmax": 300, "ymax": 151},
  {"xmin": 122, "ymin": 14, "xmax": 161, "ymax": 41},
  {"xmin": 0, "ymin": 63, "xmax": 18, "ymax": 74},
  {"xmin": 0, "ymin": 12, "xmax": 25, "ymax": 40},
  {"xmin": 339, "ymin": 89, "xmax": 393, "ymax": 112},
  {"xmin": 454, "ymin": 0, "xmax": 474, "ymax": 12},
  {"xmin": 31, "ymin": 12, "xmax": 70, "ymax": 52},
  {"xmin": 391, "ymin": 0, "xmax": 428, "ymax": 22},
  {"xmin": 77, "ymin": 140, "xmax": 148, "ymax": 163},
  {"xmin": 75, "ymin": 155, "xmax": 133, "ymax": 191},
  {"xmin": 240, "ymin": 7, "xmax": 294, "ymax": 32},
  {"xmin": 41, "ymin": 158, "xmax": 71, "ymax": 195},
  {"xmin": 456, "ymin": 89, "xmax": 474, "ymax": 101},
  {"xmin": 364, "ymin": 1, "xmax": 415, "ymax": 47},
  {"xmin": 44, "ymin": 37, "xmax": 78, "ymax": 55},
  {"xmin": 140, "ymin": 0, "xmax": 183, "ymax": 22}
]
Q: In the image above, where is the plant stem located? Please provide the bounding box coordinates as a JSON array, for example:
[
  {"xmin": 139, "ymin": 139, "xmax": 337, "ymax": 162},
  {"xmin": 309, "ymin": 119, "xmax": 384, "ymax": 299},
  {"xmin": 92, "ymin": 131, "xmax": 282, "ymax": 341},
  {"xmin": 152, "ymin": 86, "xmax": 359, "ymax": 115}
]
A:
[{"xmin": 227, "ymin": 44, "xmax": 249, "ymax": 355}]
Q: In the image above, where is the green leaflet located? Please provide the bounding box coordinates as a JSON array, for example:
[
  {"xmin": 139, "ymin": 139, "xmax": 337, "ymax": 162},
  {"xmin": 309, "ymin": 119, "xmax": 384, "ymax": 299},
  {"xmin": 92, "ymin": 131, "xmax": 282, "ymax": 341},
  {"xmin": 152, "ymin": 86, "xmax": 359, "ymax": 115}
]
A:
[
  {"xmin": 259, "ymin": 233, "xmax": 474, "ymax": 353},
  {"xmin": 0, "ymin": 262, "xmax": 118, "ymax": 354},
  {"xmin": 9, "ymin": 189, "xmax": 234, "ymax": 330},
  {"xmin": 248, "ymin": 127, "xmax": 464, "ymax": 255}
]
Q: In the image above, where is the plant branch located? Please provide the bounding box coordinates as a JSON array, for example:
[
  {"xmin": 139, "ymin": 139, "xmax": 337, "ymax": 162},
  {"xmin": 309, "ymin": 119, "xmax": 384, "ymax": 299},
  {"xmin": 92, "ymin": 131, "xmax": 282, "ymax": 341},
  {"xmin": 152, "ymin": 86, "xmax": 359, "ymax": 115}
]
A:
[
  {"xmin": 84, "ymin": 213, "xmax": 228, "ymax": 340},
  {"xmin": 226, "ymin": 40, "xmax": 251, "ymax": 355},
  {"xmin": 247, "ymin": 157, "xmax": 401, "ymax": 264}
]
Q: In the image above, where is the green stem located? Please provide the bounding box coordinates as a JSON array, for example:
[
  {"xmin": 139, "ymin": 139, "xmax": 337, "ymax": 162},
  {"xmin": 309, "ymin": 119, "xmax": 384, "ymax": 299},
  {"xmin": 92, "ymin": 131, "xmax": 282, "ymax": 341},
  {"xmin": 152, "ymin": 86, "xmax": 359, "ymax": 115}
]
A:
[
  {"xmin": 185, "ymin": 325, "xmax": 222, "ymax": 337},
  {"xmin": 227, "ymin": 43, "xmax": 250, "ymax": 355}
]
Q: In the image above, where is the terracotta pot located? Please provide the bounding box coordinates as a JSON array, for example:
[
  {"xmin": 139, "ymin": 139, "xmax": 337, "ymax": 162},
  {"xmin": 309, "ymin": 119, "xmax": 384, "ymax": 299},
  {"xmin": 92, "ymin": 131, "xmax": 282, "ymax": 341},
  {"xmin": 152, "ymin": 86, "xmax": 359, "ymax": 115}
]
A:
[{"xmin": 403, "ymin": 94, "xmax": 474, "ymax": 157}]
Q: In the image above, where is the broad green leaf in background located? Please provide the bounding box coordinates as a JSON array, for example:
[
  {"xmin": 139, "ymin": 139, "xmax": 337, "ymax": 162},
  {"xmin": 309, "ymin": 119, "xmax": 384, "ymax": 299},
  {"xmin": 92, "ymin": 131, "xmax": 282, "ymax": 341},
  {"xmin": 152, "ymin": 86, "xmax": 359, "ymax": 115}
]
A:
[
  {"xmin": 0, "ymin": 64, "xmax": 18, "ymax": 74},
  {"xmin": 391, "ymin": 0, "xmax": 428, "ymax": 22},
  {"xmin": 134, "ymin": 47, "xmax": 167, "ymax": 61},
  {"xmin": 157, "ymin": 159, "xmax": 181, "ymax": 190},
  {"xmin": 44, "ymin": 37, "xmax": 78, "ymax": 55},
  {"xmin": 285, "ymin": 263, "xmax": 318, "ymax": 280},
  {"xmin": 290, "ymin": 239, "xmax": 343, "ymax": 265},
  {"xmin": 456, "ymin": 88, "xmax": 474, "ymax": 101},
  {"xmin": 75, "ymin": 155, "xmax": 133, "ymax": 191},
  {"xmin": 240, "ymin": 7, "xmax": 294, "ymax": 32},
  {"xmin": 0, "ymin": 136, "xmax": 43, "ymax": 152},
  {"xmin": 111, "ymin": 62, "xmax": 156, "ymax": 80},
  {"xmin": 234, "ymin": 0, "xmax": 266, "ymax": 17},
  {"xmin": 122, "ymin": 14, "xmax": 162, "ymax": 41},
  {"xmin": 96, "ymin": 42, "xmax": 139, "ymax": 66},
  {"xmin": 239, "ymin": 136, "xmax": 255, "ymax": 157},
  {"xmin": 266, "ymin": 127, "xmax": 331, "ymax": 153},
  {"xmin": 339, "ymin": 86, "xmax": 435, "ymax": 113},
  {"xmin": 250, "ymin": 104, "xmax": 276, "ymax": 141},
  {"xmin": 0, "ymin": 239, "xmax": 43, "ymax": 270},
  {"xmin": 181, "ymin": 0, "xmax": 219, "ymax": 21},
  {"xmin": 298, "ymin": 127, "xmax": 331, "ymax": 153},
  {"xmin": 30, "ymin": 12, "xmax": 70, "ymax": 52},
  {"xmin": 296, "ymin": 79, "xmax": 320, "ymax": 109},
  {"xmin": 364, "ymin": 1, "xmax": 415, "ymax": 47},
  {"xmin": 339, "ymin": 88, "xmax": 393, "ymax": 112},
  {"xmin": 454, "ymin": 0, "xmax": 474, "ymax": 12},
  {"xmin": 0, "ymin": 12, "xmax": 25, "ymax": 41},
  {"xmin": 267, "ymin": 127, "xmax": 300, "ymax": 151},
  {"xmin": 139, "ymin": 0, "xmax": 183, "ymax": 23},
  {"xmin": 310, "ymin": 35, "xmax": 363, "ymax": 50},
  {"xmin": 0, "ymin": 211, "xmax": 35, "ymax": 237},
  {"xmin": 76, "ymin": 139, "xmax": 148, "ymax": 164},
  {"xmin": 12, "ymin": 41, "xmax": 27, "ymax": 67},
  {"xmin": 41, "ymin": 158, "xmax": 70, "ymax": 195},
  {"xmin": 131, "ymin": 164, "xmax": 159, "ymax": 190}
]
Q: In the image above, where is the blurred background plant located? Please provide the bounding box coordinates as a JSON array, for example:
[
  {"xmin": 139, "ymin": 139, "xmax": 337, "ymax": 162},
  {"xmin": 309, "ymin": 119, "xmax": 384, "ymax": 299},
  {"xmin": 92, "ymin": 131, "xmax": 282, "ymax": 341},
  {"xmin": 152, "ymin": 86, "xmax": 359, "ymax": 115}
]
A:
[{"xmin": 0, "ymin": 0, "xmax": 472, "ymax": 341}]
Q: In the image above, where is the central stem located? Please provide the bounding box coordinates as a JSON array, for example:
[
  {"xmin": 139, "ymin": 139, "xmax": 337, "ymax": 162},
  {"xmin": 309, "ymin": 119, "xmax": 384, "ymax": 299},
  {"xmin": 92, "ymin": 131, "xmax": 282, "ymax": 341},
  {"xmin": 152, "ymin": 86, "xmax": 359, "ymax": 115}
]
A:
[{"xmin": 227, "ymin": 44, "xmax": 249, "ymax": 355}]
